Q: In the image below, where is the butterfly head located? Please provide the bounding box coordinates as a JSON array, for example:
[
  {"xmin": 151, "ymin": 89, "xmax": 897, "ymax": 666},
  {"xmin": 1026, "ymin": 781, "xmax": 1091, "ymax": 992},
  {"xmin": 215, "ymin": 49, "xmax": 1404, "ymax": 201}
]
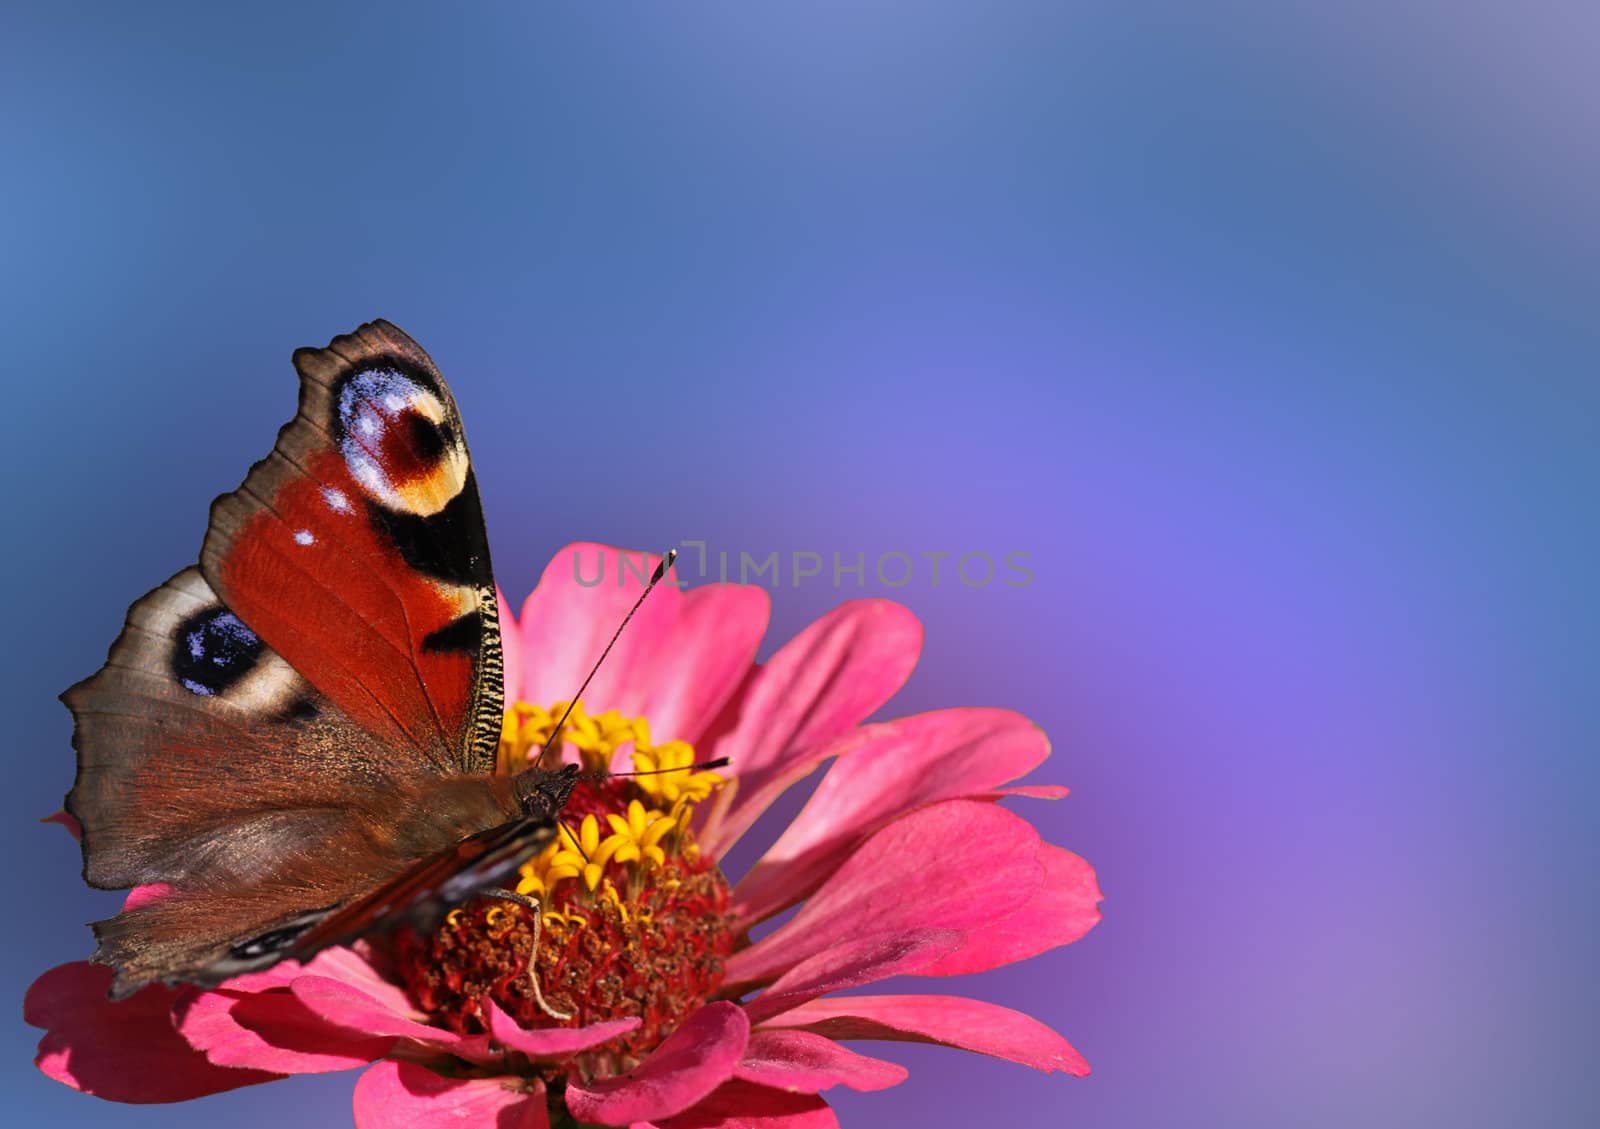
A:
[{"xmin": 512, "ymin": 762, "xmax": 582, "ymax": 820}]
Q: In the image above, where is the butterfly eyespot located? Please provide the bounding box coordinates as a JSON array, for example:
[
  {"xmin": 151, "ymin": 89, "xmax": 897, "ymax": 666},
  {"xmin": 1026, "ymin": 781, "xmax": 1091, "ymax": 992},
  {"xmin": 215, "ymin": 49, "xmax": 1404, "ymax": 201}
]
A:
[
  {"xmin": 335, "ymin": 367, "xmax": 468, "ymax": 516},
  {"xmin": 407, "ymin": 412, "xmax": 449, "ymax": 461},
  {"xmin": 171, "ymin": 607, "xmax": 263, "ymax": 697}
]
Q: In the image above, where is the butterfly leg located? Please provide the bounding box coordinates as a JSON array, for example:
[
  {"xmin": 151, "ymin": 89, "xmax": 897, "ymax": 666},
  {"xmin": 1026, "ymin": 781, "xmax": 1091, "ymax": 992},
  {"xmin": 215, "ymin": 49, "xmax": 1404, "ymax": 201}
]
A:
[{"xmin": 482, "ymin": 888, "xmax": 573, "ymax": 1022}]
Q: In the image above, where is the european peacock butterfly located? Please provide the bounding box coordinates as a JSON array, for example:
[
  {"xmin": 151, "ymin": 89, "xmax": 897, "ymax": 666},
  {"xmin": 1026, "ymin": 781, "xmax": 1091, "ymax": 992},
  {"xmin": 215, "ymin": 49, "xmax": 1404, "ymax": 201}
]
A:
[{"xmin": 63, "ymin": 321, "xmax": 587, "ymax": 1001}]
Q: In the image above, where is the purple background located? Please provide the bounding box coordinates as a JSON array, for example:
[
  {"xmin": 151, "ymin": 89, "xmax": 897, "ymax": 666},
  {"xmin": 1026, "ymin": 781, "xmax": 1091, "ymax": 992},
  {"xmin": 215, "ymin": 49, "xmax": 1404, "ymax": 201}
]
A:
[{"xmin": 4, "ymin": 4, "xmax": 1594, "ymax": 1127}]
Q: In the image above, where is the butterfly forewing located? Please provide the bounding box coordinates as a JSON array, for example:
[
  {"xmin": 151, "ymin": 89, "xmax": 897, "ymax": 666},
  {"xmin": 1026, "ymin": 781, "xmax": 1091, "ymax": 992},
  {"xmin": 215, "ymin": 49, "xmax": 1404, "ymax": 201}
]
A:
[{"xmin": 199, "ymin": 320, "xmax": 504, "ymax": 774}]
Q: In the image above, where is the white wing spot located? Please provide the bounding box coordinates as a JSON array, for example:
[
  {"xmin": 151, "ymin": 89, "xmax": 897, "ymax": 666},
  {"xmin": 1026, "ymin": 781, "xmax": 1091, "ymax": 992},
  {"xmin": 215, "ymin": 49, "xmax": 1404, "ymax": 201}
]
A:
[
  {"xmin": 294, "ymin": 530, "xmax": 315, "ymax": 546},
  {"xmin": 349, "ymin": 454, "xmax": 382, "ymax": 494},
  {"xmin": 322, "ymin": 487, "xmax": 351, "ymax": 513}
]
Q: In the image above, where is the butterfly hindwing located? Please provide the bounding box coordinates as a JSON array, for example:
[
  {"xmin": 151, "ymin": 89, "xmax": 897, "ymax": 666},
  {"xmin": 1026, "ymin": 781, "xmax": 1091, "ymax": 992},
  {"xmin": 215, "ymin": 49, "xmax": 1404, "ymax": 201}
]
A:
[
  {"xmin": 63, "ymin": 568, "xmax": 418, "ymax": 890},
  {"xmin": 89, "ymin": 811, "xmax": 558, "ymax": 998},
  {"xmin": 62, "ymin": 567, "xmax": 481, "ymax": 996},
  {"xmin": 198, "ymin": 320, "xmax": 504, "ymax": 774}
]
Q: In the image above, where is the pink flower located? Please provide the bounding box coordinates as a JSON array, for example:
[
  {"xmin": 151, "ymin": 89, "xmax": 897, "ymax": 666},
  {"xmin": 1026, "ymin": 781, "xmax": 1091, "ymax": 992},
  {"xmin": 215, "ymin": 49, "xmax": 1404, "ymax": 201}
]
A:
[{"xmin": 28, "ymin": 542, "xmax": 1102, "ymax": 1127}]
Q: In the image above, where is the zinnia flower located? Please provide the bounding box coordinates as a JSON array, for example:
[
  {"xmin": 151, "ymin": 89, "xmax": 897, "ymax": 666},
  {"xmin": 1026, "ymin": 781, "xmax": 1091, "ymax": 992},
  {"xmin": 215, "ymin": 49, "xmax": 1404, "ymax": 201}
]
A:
[{"xmin": 28, "ymin": 542, "xmax": 1102, "ymax": 1127}]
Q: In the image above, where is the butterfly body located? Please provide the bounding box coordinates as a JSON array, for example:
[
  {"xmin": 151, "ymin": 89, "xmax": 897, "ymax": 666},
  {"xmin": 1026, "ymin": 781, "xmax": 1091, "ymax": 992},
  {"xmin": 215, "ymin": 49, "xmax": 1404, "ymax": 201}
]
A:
[{"xmin": 62, "ymin": 321, "xmax": 559, "ymax": 1000}]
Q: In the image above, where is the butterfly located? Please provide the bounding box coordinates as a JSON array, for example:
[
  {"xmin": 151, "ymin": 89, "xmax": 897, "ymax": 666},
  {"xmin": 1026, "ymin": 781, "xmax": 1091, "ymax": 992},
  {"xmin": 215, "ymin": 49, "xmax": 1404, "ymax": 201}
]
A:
[{"xmin": 63, "ymin": 320, "xmax": 582, "ymax": 1001}]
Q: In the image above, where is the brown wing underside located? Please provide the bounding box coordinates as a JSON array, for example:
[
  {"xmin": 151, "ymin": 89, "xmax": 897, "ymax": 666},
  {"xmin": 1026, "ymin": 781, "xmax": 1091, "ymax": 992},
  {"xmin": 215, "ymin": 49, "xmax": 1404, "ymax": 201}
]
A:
[{"xmin": 90, "ymin": 787, "xmax": 550, "ymax": 999}]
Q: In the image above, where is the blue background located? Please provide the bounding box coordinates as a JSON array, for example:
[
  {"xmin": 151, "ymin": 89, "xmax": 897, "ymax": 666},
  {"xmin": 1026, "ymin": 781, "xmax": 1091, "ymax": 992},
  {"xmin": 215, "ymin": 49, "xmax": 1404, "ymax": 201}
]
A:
[{"xmin": 4, "ymin": 3, "xmax": 1594, "ymax": 1127}]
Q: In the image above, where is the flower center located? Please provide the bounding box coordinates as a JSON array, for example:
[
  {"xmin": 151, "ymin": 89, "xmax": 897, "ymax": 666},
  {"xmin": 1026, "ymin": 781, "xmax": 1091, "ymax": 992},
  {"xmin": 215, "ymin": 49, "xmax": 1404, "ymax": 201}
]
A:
[{"xmin": 390, "ymin": 702, "xmax": 736, "ymax": 1074}]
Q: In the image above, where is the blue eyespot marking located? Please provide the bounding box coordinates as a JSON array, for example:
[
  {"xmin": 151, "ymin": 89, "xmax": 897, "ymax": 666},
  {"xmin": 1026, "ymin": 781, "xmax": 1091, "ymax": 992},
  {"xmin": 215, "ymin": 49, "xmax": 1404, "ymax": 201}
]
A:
[{"xmin": 172, "ymin": 608, "xmax": 264, "ymax": 697}]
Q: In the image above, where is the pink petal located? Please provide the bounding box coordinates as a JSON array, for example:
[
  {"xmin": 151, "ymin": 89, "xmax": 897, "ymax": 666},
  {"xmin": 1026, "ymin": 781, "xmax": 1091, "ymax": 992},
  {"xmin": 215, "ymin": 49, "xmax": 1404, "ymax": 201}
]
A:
[
  {"xmin": 122, "ymin": 882, "xmax": 172, "ymax": 912},
  {"xmin": 178, "ymin": 948, "xmax": 406, "ymax": 1072},
  {"xmin": 25, "ymin": 961, "xmax": 281, "ymax": 1102},
  {"xmin": 760, "ymin": 994, "xmax": 1090, "ymax": 1076},
  {"xmin": 498, "ymin": 582, "xmax": 526, "ymax": 709},
  {"xmin": 179, "ymin": 948, "xmax": 495, "ymax": 1072},
  {"xmin": 565, "ymin": 1001, "xmax": 749, "ymax": 1125},
  {"xmin": 697, "ymin": 727, "xmax": 869, "ymax": 866},
  {"xmin": 733, "ymin": 708, "xmax": 1055, "ymax": 924},
  {"xmin": 307, "ymin": 945, "xmax": 424, "ymax": 1009},
  {"xmin": 176, "ymin": 986, "xmax": 396, "ymax": 1074},
  {"xmin": 985, "ymin": 783, "xmax": 1071, "ymax": 800},
  {"xmin": 201, "ymin": 960, "xmax": 321, "ymax": 997},
  {"xmin": 734, "ymin": 1030, "xmax": 907, "ymax": 1093},
  {"xmin": 289, "ymin": 974, "xmax": 492, "ymax": 1060},
  {"xmin": 42, "ymin": 809, "xmax": 81, "ymax": 837},
  {"xmin": 517, "ymin": 544, "xmax": 683, "ymax": 720},
  {"xmin": 639, "ymin": 581, "xmax": 771, "ymax": 746},
  {"xmin": 639, "ymin": 1080, "xmax": 840, "ymax": 1129},
  {"xmin": 208, "ymin": 944, "xmax": 402, "ymax": 998},
  {"xmin": 724, "ymin": 800, "xmax": 1043, "ymax": 987},
  {"xmin": 482, "ymin": 997, "xmax": 642, "ymax": 1058},
  {"xmin": 742, "ymin": 930, "xmax": 963, "ymax": 1026},
  {"xmin": 698, "ymin": 599, "xmax": 923, "ymax": 858},
  {"xmin": 353, "ymin": 1059, "xmax": 548, "ymax": 1129},
  {"xmin": 917, "ymin": 844, "xmax": 1103, "ymax": 976},
  {"xmin": 516, "ymin": 543, "xmax": 770, "ymax": 745}
]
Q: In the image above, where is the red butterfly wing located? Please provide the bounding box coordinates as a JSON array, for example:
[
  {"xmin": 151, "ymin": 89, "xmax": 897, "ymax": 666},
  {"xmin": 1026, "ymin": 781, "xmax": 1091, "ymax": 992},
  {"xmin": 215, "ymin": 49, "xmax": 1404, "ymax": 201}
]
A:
[{"xmin": 198, "ymin": 320, "xmax": 503, "ymax": 773}]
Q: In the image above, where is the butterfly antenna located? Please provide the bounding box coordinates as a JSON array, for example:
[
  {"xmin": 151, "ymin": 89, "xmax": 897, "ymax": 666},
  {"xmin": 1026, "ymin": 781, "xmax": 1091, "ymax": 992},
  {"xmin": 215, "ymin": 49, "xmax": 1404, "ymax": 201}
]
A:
[
  {"xmin": 541, "ymin": 548, "xmax": 677, "ymax": 766},
  {"xmin": 541, "ymin": 550, "xmax": 699, "ymax": 869},
  {"xmin": 557, "ymin": 817, "xmax": 589, "ymax": 865},
  {"xmin": 609, "ymin": 756, "xmax": 731, "ymax": 778}
]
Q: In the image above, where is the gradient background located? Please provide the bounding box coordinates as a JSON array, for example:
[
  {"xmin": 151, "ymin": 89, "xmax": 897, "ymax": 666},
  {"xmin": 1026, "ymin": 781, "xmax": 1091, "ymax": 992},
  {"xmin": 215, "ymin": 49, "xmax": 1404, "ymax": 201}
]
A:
[{"xmin": 3, "ymin": 3, "xmax": 1595, "ymax": 1127}]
